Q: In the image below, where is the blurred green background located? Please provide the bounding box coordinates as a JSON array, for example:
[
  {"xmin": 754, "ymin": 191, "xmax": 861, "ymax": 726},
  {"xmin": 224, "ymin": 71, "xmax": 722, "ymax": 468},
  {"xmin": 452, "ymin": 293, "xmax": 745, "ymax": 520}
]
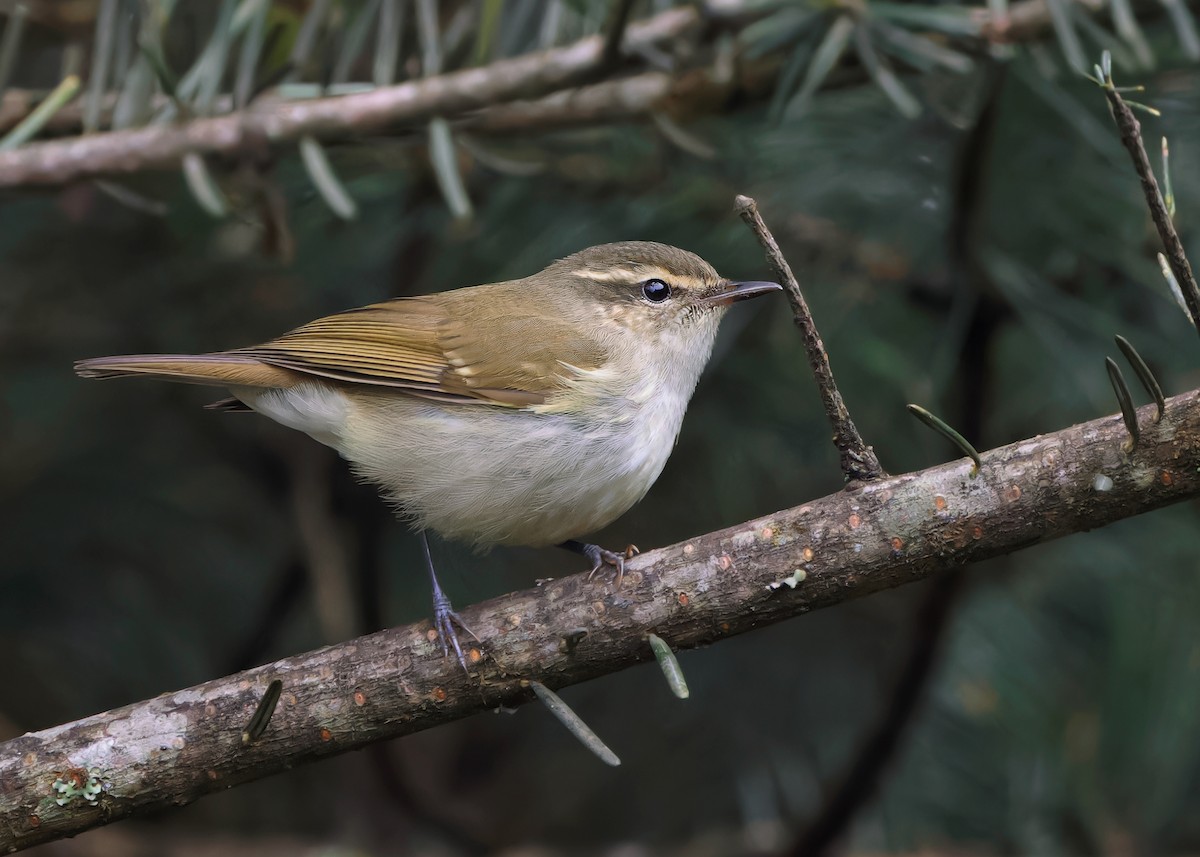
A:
[{"xmin": 1, "ymin": 1, "xmax": 1199, "ymax": 854}]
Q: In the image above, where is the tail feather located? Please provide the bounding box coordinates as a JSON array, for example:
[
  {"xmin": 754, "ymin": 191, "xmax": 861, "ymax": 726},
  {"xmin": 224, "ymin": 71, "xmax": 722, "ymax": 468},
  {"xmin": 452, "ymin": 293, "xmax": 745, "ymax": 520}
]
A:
[
  {"xmin": 74, "ymin": 353, "xmax": 298, "ymax": 388},
  {"xmin": 204, "ymin": 396, "xmax": 254, "ymax": 412}
]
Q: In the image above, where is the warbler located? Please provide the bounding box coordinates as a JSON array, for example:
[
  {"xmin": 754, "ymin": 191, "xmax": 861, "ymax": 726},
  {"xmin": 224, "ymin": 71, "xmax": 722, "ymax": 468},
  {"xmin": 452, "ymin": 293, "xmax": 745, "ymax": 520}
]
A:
[{"xmin": 76, "ymin": 242, "xmax": 781, "ymax": 666}]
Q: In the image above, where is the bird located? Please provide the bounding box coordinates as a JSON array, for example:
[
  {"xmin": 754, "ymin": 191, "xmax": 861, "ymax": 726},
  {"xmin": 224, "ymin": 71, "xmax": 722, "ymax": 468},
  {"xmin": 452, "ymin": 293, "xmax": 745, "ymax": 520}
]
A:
[{"xmin": 75, "ymin": 241, "xmax": 781, "ymax": 668}]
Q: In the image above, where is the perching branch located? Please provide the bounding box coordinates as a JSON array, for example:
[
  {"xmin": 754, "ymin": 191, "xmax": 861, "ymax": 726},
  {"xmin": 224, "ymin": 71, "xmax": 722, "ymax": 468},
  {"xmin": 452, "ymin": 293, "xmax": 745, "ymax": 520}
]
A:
[
  {"xmin": 4, "ymin": 388, "xmax": 1200, "ymax": 852},
  {"xmin": 736, "ymin": 195, "xmax": 886, "ymax": 483},
  {"xmin": 0, "ymin": 7, "xmax": 699, "ymax": 187}
]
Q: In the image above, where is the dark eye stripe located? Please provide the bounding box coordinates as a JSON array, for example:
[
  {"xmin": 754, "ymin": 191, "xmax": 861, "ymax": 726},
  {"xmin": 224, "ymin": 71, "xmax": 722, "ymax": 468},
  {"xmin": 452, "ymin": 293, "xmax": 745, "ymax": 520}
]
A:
[{"xmin": 642, "ymin": 279, "xmax": 671, "ymax": 302}]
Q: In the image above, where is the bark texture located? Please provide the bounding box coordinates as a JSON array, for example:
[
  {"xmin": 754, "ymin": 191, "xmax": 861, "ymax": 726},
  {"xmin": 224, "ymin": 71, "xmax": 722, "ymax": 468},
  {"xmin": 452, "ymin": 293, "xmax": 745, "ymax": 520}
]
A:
[{"xmin": 2, "ymin": 390, "xmax": 1199, "ymax": 852}]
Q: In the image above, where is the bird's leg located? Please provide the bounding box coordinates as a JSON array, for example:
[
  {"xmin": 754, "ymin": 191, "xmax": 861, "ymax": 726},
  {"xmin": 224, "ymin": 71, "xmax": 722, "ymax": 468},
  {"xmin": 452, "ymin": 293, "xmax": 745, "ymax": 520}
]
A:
[
  {"xmin": 558, "ymin": 539, "xmax": 639, "ymax": 588},
  {"xmin": 420, "ymin": 530, "xmax": 478, "ymax": 672}
]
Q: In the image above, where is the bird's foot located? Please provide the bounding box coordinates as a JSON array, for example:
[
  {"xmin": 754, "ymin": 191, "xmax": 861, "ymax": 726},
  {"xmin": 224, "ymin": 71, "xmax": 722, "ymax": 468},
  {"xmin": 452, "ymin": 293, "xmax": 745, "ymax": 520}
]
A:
[
  {"xmin": 558, "ymin": 539, "xmax": 639, "ymax": 587},
  {"xmin": 431, "ymin": 587, "xmax": 479, "ymax": 673},
  {"xmin": 582, "ymin": 543, "xmax": 639, "ymax": 588}
]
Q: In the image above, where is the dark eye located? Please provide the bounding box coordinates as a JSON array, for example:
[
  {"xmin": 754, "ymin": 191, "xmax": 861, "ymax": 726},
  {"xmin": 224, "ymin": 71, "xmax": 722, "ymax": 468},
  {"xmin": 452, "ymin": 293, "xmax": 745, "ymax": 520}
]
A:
[{"xmin": 642, "ymin": 279, "xmax": 671, "ymax": 302}]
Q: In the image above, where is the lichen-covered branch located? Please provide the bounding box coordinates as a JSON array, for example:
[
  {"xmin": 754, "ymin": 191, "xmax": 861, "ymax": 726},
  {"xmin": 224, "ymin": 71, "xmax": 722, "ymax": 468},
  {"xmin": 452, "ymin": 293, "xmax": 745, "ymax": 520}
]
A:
[{"xmin": 3, "ymin": 389, "xmax": 1199, "ymax": 853}]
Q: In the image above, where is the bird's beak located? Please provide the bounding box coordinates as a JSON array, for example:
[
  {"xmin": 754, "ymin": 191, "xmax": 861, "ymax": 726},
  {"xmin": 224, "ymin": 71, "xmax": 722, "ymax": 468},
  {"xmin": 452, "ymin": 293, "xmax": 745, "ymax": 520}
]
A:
[{"xmin": 702, "ymin": 280, "xmax": 783, "ymax": 307}]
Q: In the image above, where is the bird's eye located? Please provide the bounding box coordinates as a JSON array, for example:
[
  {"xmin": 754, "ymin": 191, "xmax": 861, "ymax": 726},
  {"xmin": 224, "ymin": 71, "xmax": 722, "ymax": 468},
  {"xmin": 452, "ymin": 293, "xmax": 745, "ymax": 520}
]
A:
[{"xmin": 642, "ymin": 279, "xmax": 671, "ymax": 302}]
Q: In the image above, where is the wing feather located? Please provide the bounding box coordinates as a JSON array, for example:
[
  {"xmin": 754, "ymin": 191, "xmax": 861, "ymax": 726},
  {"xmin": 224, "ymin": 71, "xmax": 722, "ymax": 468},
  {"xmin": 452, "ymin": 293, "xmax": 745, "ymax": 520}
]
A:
[{"xmin": 232, "ymin": 286, "xmax": 609, "ymax": 408}]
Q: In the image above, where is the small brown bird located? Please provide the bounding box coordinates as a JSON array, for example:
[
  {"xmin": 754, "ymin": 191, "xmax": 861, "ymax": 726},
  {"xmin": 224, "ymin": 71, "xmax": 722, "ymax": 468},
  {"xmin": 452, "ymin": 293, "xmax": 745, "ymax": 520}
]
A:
[{"xmin": 76, "ymin": 242, "xmax": 780, "ymax": 666}]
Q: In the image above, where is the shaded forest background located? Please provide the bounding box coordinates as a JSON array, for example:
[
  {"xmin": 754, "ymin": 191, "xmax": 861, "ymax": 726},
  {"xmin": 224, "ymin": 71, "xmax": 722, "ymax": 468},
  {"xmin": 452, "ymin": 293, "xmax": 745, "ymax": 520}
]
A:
[{"xmin": 1, "ymin": 0, "xmax": 1199, "ymax": 854}]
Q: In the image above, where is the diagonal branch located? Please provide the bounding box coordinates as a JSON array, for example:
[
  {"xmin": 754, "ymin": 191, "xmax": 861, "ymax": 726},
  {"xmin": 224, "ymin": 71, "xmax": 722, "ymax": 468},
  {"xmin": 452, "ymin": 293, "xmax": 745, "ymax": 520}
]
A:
[
  {"xmin": 3, "ymin": 389, "xmax": 1200, "ymax": 852},
  {"xmin": 0, "ymin": 7, "xmax": 699, "ymax": 188}
]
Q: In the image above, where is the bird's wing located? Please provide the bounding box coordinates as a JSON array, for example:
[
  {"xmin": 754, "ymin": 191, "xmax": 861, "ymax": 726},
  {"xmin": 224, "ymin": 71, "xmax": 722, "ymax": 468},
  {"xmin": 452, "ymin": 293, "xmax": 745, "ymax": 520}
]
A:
[{"xmin": 236, "ymin": 289, "xmax": 607, "ymax": 408}]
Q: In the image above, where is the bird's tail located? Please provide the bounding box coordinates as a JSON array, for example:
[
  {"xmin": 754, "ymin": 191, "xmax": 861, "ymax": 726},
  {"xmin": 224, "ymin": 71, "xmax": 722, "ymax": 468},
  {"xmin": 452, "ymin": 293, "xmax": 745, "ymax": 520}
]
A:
[{"xmin": 74, "ymin": 353, "xmax": 297, "ymax": 388}]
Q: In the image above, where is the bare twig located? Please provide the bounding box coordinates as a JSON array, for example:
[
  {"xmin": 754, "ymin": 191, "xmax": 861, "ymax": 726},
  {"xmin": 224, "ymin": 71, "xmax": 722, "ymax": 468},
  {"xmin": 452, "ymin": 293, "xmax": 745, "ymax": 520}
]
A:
[
  {"xmin": 1101, "ymin": 84, "xmax": 1200, "ymax": 337},
  {"xmin": 0, "ymin": 7, "xmax": 699, "ymax": 187},
  {"xmin": 4, "ymin": 386, "xmax": 1200, "ymax": 852},
  {"xmin": 735, "ymin": 194, "xmax": 886, "ymax": 483}
]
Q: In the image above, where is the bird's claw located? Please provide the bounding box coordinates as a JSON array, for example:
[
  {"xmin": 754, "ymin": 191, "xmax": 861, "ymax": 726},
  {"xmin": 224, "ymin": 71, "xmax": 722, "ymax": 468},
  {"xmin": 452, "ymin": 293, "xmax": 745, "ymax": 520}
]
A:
[
  {"xmin": 583, "ymin": 543, "xmax": 639, "ymax": 588},
  {"xmin": 432, "ymin": 588, "xmax": 479, "ymax": 673}
]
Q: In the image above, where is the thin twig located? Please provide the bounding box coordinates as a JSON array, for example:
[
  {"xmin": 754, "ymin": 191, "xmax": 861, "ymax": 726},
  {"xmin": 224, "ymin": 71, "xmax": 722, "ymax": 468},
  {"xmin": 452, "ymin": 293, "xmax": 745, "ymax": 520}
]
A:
[
  {"xmin": 735, "ymin": 195, "xmax": 886, "ymax": 483},
  {"xmin": 1101, "ymin": 84, "xmax": 1200, "ymax": 338}
]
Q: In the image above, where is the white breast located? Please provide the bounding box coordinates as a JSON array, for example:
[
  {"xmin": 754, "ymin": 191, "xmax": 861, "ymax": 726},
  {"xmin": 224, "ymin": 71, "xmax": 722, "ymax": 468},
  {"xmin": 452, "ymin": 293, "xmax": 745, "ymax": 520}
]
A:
[{"xmin": 333, "ymin": 378, "xmax": 691, "ymax": 548}]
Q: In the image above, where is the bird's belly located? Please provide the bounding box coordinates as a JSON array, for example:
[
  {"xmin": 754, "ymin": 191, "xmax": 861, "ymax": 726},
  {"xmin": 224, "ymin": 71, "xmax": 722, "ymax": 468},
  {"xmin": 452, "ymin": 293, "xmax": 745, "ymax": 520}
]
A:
[{"xmin": 335, "ymin": 392, "xmax": 683, "ymax": 547}]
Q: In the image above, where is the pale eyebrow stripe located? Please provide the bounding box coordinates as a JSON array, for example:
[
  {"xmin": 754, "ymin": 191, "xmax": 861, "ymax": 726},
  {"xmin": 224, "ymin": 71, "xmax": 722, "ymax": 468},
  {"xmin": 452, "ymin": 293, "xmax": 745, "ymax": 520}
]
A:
[
  {"xmin": 571, "ymin": 267, "xmax": 698, "ymax": 285},
  {"xmin": 570, "ymin": 268, "xmax": 639, "ymax": 282}
]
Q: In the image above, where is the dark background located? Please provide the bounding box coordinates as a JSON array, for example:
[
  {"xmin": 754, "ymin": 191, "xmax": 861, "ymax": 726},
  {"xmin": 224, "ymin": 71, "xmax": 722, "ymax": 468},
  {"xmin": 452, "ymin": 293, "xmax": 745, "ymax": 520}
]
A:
[{"xmin": 2, "ymin": 1, "xmax": 1199, "ymax": 854}]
